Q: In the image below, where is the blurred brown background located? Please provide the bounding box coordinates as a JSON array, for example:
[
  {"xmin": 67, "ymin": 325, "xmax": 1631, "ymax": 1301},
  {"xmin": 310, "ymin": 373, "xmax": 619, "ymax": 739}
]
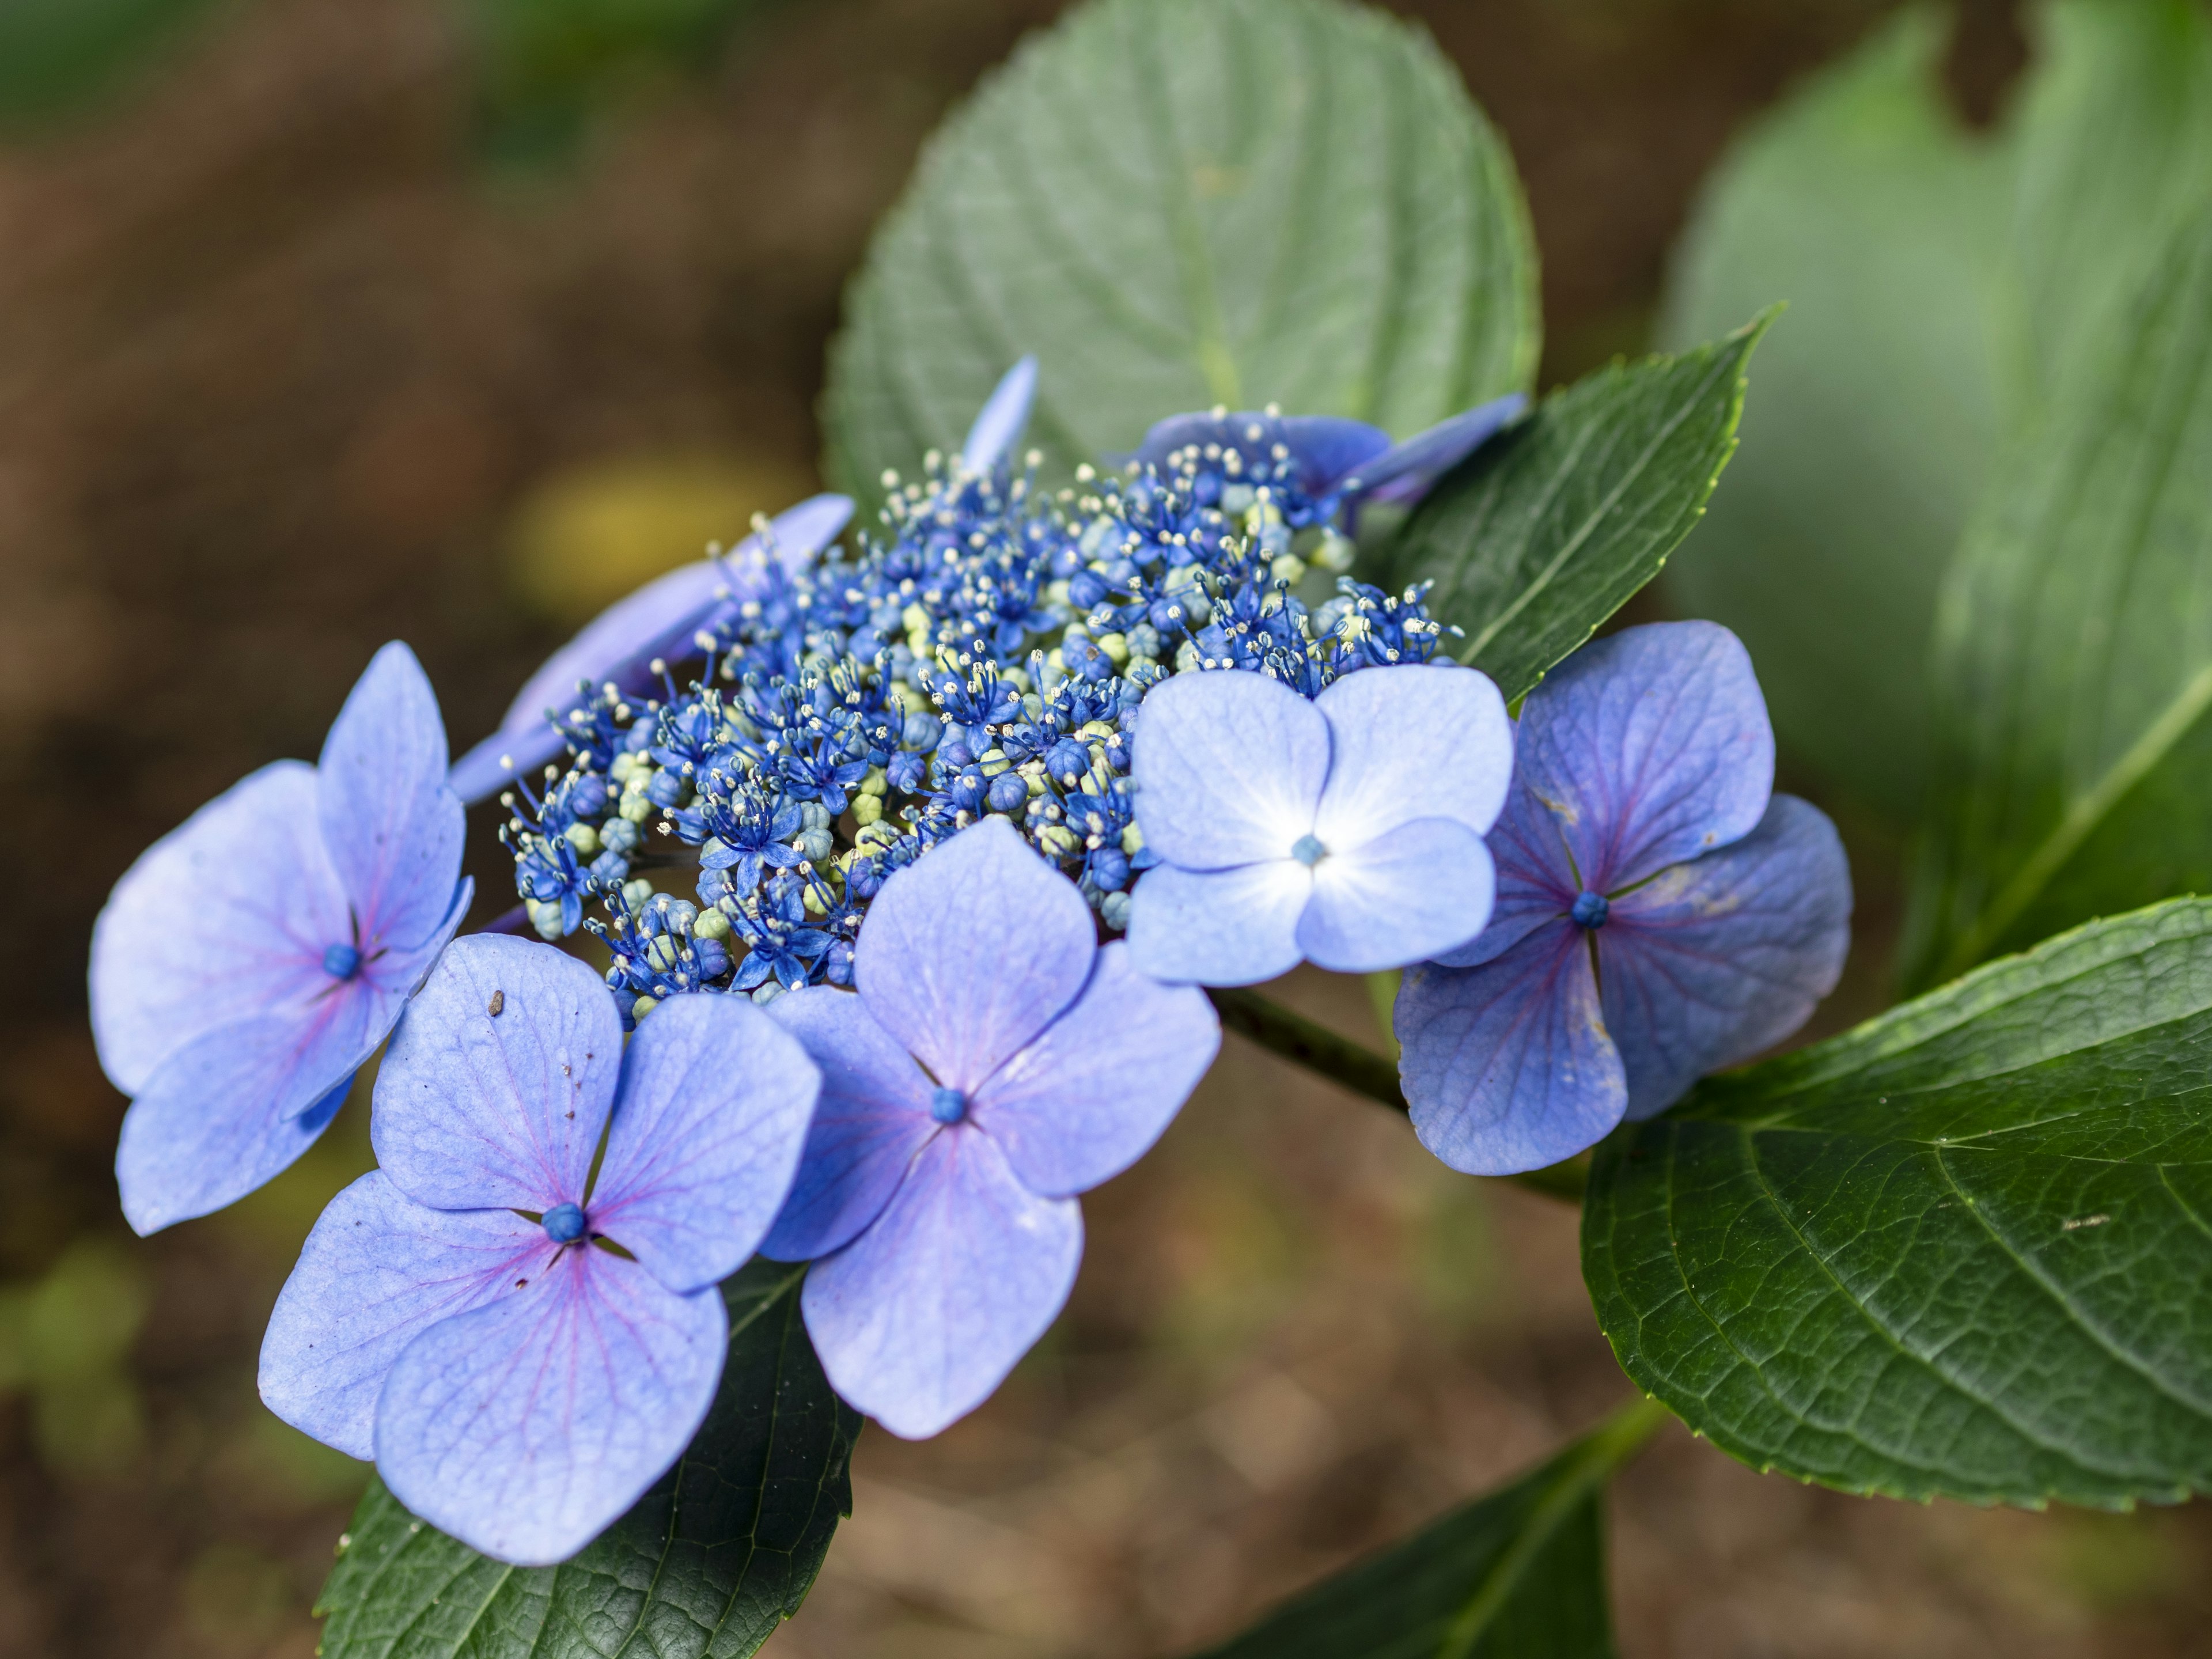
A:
[{"xmin": 1, "ymin": 0, "xmax": 2205, "ymax": 1653}]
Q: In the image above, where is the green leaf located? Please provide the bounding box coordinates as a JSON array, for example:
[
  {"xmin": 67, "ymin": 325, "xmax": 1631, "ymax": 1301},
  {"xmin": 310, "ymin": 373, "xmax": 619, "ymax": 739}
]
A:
[
  {"xmin": 0, "ymin": 0, "xmax": 226, "ymax": 130},
  {"xmin": 1391, "ymin": 317, "xmax": 1766, "ymax": 706},
  {"xmin": 1901, "ymin": 209, "xmax": 2212, "ymax": 990},
  {"xmin": 314, "ymin": 1260, "xmax": 861, "ymax": 1659},
  {"xmin": 1583, "ymin": 897, "xmax": 2212, "ymax": 1510},
  {"xmin": 1185, "ymin": 1400, "xmax": 1665, "ymax": 1659},
  {"xmin": 822, "ymin": 0, "xmax": 1536, "ymax": 507},
  {"xmin": 1657, "ymin": 9, "xmax": 2011, "ymax": 822}
]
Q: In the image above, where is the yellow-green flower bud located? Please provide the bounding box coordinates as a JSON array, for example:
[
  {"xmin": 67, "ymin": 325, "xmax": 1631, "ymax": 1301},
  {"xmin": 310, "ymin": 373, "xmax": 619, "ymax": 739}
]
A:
[
  {"xmin": 853, "ymin": 793, "xmax": 884, "ymax": 828},
  {"xmin": 563, "ymin": 822, "xmax": 601, "ymax": 858}
]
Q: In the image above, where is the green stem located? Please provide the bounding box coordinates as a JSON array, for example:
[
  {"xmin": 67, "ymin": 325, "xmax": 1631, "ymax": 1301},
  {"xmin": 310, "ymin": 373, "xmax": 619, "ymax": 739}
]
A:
[{"xmin": 1203, "ymin": 986, "xmax": 1589, "ymax": 1203}]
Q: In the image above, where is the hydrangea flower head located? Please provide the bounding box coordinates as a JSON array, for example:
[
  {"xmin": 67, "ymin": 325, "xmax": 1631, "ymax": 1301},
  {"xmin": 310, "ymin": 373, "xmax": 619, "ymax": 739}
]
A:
[
  {"xmin": 1126, "ymin": 663, "xmax": 1513, "ymax": 984},
  {"xmin": 761, "ymin": 819, "xmax": 1219, "ymax": 1438},
  {"xmin": 449, "ymin": 493, "xmax": 857, "ymax": 804},
  {"xmin": 91, "ymin": 643, "xmax": 471, "ymax": 1234},
  {"xmin": 1395, "ymin": 622, "xmax": 1853, "ymax": 1175},
  {"xmin": 259, "ymin": 933, "xmax": 820, "ymax": 1565}
]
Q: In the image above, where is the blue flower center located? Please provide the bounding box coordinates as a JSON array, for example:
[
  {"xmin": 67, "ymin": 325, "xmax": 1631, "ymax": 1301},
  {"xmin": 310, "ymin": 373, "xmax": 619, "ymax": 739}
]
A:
[
  {"xmin": 1570, "ymin": 891, "xmax": 1611, "ymax": 930},
  {"xmin": 323, "ymin": 942, "xmax": 363, "ymax": 980},
  {"xmin": 930, "ymin": 1086, "xmax": 968, "ymax": 1124},
  {"xmin": 1290, "ymin": 834, "xmax": 1328, "ymax": 868},
  {"xmin": 541, "ymin": 1202, "xmax": 588, "ymax": 1244}
]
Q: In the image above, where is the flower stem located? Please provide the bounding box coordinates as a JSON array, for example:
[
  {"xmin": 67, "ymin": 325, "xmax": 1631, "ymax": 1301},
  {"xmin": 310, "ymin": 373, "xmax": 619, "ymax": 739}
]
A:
[{"xmin": 1202, "ymin": 986, "xmax": 1588, "ymax": 1203}]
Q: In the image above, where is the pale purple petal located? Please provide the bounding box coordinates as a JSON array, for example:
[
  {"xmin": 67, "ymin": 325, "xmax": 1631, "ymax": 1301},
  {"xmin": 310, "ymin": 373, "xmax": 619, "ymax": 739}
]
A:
[
  {"xmin": 374, "ymin": 1244, "xmax": 726, "ymax": 1566},
  {"xmin": 1516, "ymin": 621, "xmax": 1773, "ymax": 893},
  {"xmin": 373, "ymin": 935, "xmax": 622, "ymax": 1213},
  {"xmin": 90, "ymin": 761, "xmax": 348, "ymax": 1096},
  {"xmin": 961, "ymin": 357, "xmax": 1038, "ymax": 472},
  {"xmin": 1298, "ymin": 817, "xmax": 1495, "ymax": 974},
  {"xmin": 802, "ymin": 1128, "xmax": 1081, "ymax": 1440},
  {"xmin": 759, "ymin": 987, "xmax": 937, "ymax": 1263},
  {"xmin": 451, "ymin": 494, "xmax": 854, "ymax": 804},
  {"xmin": 1335, "ymin": 394, "xmax": 1527, "ymax": 502},
  {"xmin": 1396, "ymin": 922, "xmax": 1627, "ymax": 1175},
  {"xmin": 1600, "ymin": 795, "xmax": 1853, "ymax": 1119},
  {"xmin": 317, "ymin": 643, "xmax": 467, "ymax": 957},
  {"xmin": 1310, "ymin": 664, "xmax": 1512, "ymax": 850},
  {"xmin": 259, "ymin": 1172, "xmax": 541, "ymax": 1459},
  {"xmin": 1126, "ymin": 411, "xmax": 1391, "ymax": 496},
  {"xmin": 115, "ymin": 1010, "xmax": 370, "ymax": 1235},
  {"xmin": 971, "ymin": 944, "xmax": 1219, "ymax": 1197},
  {"xmin": 856, "ymin": 819, "xmax": 1094, "ymax": 1092},
  {"xmin": 1430, "ymin": 759, "xmax": 1579, "ymax": 969},
  {"xmin": 1124, "ymin": 859, "xmax": 1309, "ymax": 987},
  {"xmin": 1131, "ymin": 670, "xmax": 1328, "ymax": 870},
  {"xmin": 588, "ymin": 993, "xmax": 820, "ymax": 1293}
]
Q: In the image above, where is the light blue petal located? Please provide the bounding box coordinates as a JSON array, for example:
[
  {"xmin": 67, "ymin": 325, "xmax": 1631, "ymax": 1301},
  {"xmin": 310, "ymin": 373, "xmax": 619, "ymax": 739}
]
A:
[
  {"xmin": 374, "ymin": 1244, "xmax": 726, "ymax": 1566},
  {"xmin": 318, "ymin": 643, "xmax": 467, "ymax": 959},
  {"xmin": 760, "ymin": 986, "xmax": 937, "ymax": 1262},
  {"xmin": 855, "ymin": 819, "xmax": 1095, "ymax": 1093},
  {"xmin": 1600, "ymin": 794, "xmax": 1853, "ymax": 1119},
  {"xmin": 1310, "ymin": 663, "xmax": 1512, "ymax": 851},
  {"xmin": 589, "ymin": 993, "xmax": 820, "ymax": 1293},
  {"xmin": 1397, "ymin": 922, "xmax": 1627, "ymax": 1175},
  {"xmin": 1131, "ymin": 669, "xmax": 1328, "ymax": 870},
  {"xmin": 115, "ymin": 1010, "xmax": 369, "ymax": 1234},
  {"xmin": 1514, "ymin": 621, "xmax": 1774, "ymax": 893},
  {"xmin": 259, "ymin": 1172, "xmax": 541, "ymax": 1460},
  {"xmin": 960, "ymin": 357, "xmax": 1039, "ymax": 472},
  {"xmin": 1126, "ymin": 411, "xmax": 1391, "ymax": 495},
  {"xmin": 972, "ymin": 943, "xmax": 1219, "ymax": 1197},
  {"xmin": 90, "ymin": 760, "xmax": 348, "ymax": 1095},
  {"xmin": 450, "ymin": 494, "xmax": 854, "ymax": 804},
  {"xmin": 1298, "ymin": 817, "xmax": 1495, "ymax": 974},
  {"xmin": 1124, "ymin": 859, "xmax": 1309, "ymax": 987},
  {"xmin": 802, "ymin": 1127, "xmax": 1081, "ymax": 1440},
  {"xmin": 1334, "ymin": 393, "xmax": 1527, "ymax": 502},
  {"xmin": 373, "ymin": 935, "xmax": 622, "ymax": 1213},
  {"xmin": 1429, "ymin": 750, "xmax": 1575, "ymax": 969}
]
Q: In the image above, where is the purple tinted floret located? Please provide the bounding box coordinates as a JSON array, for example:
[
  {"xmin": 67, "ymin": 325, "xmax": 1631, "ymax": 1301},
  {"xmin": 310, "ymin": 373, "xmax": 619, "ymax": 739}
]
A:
[
  {"xmin": 91, "ymin": 643, "xmax": 472, "ymax": 1234},
  {"xmin": 760, "ymin": 820, "xmax": 1218, "ymax": 1439},
  {"xmin": 258, "ymin": 933, "xmax": 820, "ymax": 1565},
  {"xmin": 1395, "ymin": 622, "xmax": 1854, "ymax": 1175}
]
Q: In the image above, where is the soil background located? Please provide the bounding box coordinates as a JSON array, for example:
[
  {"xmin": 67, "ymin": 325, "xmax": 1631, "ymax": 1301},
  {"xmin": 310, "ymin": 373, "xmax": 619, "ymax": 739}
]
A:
[{"xmin": 1, "ymin": 0, "xmax": 2206, "ymax": 1654}]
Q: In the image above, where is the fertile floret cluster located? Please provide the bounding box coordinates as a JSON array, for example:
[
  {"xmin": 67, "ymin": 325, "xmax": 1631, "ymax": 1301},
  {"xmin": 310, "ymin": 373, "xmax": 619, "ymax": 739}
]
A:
[{"xmin": 503, "ymin": 415, "xmax": 1456, "ymax": 1024}]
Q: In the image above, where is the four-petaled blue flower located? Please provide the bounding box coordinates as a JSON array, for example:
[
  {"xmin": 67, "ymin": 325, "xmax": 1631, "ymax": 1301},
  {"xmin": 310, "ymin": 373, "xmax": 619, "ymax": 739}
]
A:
[
  {"xmin": 448, "ymin": 493, "xmax": 856, "ymax": 804},
  {"xmin": 1124, "ymin": 664, "xmax": 1513, "ymax": 984},
  {"xmin": 259, "ymin": 933, "xmax": 820, "ymax": 1565},
  {"xmin": 1395, "ymin": 622, "xmax": 1853, "ymax": 1175},
  {"xmin": 759, "ymin": 818, "xmax": 1219, "ymax": 1438},
  {"xmin": 91, "ymin": 643, "xmax": 472, "ymax": 1234}
]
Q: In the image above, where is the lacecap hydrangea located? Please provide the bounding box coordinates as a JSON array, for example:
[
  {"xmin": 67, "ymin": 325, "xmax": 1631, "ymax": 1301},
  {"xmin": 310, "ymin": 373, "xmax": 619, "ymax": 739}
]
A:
[{"xmin": 495, "ymin": 361, "xmax": 1525, "ymax": 1020}]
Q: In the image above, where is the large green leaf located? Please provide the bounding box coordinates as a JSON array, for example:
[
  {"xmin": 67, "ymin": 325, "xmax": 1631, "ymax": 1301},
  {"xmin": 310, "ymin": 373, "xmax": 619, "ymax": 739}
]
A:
[
  {"xmin": 1392, "ymin": 317, "xmax": 1766, "ymax": 706},
  {"xmin": 1186, "ymin": 1400, "xmax": 1664, "ymax": 1659},
  {"xmin": 822, "ymin": 0, "xmax": 1536, "ymax": 508},
  {"xmin": 1584, "ymin": 898, "xmax": 2212, "ymax": 1510},
  {"xmin": 315, "ymin": 1260, "xmax": 860, "ymax": 1659},
  {"xmin": 1901, "ymin": 210, "xmax": 2212, "ymax": 990},
  {"xmin": 1658, "ymin": 9, "xmax": 2010, "ymax": 822}
]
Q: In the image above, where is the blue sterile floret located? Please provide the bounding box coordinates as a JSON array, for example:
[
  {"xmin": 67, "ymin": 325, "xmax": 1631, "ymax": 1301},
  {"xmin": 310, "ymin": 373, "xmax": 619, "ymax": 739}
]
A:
[{"xmin": 502, "ymin": 368, "xmax": 1472, "ymax": 1018}]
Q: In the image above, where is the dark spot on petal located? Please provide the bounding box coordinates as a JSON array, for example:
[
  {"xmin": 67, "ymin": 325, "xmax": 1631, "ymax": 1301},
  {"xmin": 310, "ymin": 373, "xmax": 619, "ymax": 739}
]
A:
[
  {"xmin": 516, "ymin": 1279, "xmax": 528, "ymax": 1288},
  {"xmin": 488, "ymin": 990, "xmax": 505, "ymax": 1017}
]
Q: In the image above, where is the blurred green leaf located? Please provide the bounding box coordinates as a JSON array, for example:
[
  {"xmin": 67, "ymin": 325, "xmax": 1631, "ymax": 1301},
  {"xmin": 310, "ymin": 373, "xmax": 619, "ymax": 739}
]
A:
[
  {"xmin": 1903, "ymin": 210, "xmax": 2212, "ymax": 988},
  {"xmin": 1659, "ymin": 9, "xmax": 2010, "ymax": 821},
  {"xmin": 823, "ymin": 0, "xmax": 1537, "ymax": 510},
  {"xmin": 0, "ymin": 0, "xmax": 227, "ymax": 130},
  {"xmin": 1585, "ymin": 896, "xmax": 2212, "ymax": 1508},
  {"xmin": 316, "ymin": 1260, "xmax": 859, "ymax": 1659},
  {"xmin": 1185, "ymin": 1399, "xmax": 1664, "ymax": 1658},
  {"xmin": 1395, "ymin": 317, "xmax": 1766, "ymax": 706},
  {"xmin": 0, "ymin": 1240, "xmax": 150, "ymax": 1478}
]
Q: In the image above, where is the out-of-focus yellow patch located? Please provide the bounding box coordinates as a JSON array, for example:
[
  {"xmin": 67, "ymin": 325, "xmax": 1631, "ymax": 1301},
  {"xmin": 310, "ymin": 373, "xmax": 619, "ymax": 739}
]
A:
[
  {"xmin": 0, "ymin": 1237, "xmax": 150, "ymax": 1477},
  {"xmin": 505, "ymin": 452, "xmax": 819, "ymax": 625}
]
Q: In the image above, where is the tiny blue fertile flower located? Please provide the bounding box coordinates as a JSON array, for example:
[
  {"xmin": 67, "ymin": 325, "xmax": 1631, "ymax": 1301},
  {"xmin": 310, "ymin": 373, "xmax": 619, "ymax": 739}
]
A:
[
  {"xmin": 259, "ymin": 934, "xmax": 820, "ymax": 1566},
  {"xmin": 1124, "ymin": 664, "xmax": 1513, "ymax": 984},
  {"xmin": 760, "ymin": 818, "xmax": 1218, "ymax": 1439},
  {"xmin": 1395, "ymin": 622, "xmax": 1853, "ymax": 1175},
  {"xmin": 449, "ymin": 493, "xmax": 857, "ymax": 804},
  {"xmin": 91, "ymin": 643, "xmax": 472, "ymax": 1235}
]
